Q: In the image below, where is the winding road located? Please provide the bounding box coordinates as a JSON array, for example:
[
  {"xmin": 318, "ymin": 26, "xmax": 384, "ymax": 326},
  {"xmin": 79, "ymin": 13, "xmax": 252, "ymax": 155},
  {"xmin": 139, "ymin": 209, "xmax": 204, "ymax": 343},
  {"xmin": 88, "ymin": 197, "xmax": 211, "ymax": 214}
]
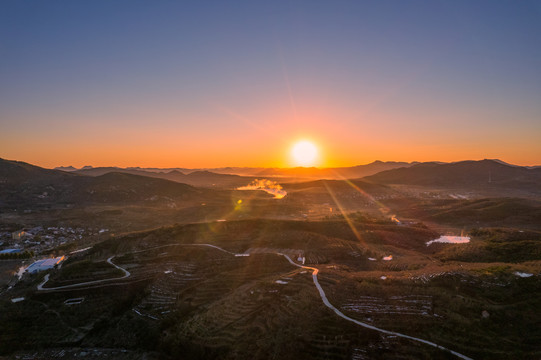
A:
[
  {"xmin": 278, "ymin": 253, "xmax": 473, "ymax": 360},
  {"xmin": 37, "ymin": 244, "xmax": 232, "ymax": 291},
  {"xmin": 37, "ymin": 256, "xmax": 130, "ymax": 291},
  {"xmin": 36, "ymin": 243, "xmax": 472, "ymax": 359}
]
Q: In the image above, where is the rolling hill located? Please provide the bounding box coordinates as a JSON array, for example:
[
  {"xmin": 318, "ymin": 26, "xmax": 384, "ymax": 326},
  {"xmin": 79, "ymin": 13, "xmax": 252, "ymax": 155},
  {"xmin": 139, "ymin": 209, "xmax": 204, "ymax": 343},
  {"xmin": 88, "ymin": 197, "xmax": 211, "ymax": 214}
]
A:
[
  {"xmin": 0, "ymin": 158, "xmax": 79, "ymax": 185},
  {"xmin": 363, "ymin": 159, "xmax": 541, "ymax": 191},
  {"xmin": 72, "ymin": 167, "xmax": 255, "ymax": 188},
  {"xmin": 0, "ymin": 159, "xmax": 205, "ymax": 208}
]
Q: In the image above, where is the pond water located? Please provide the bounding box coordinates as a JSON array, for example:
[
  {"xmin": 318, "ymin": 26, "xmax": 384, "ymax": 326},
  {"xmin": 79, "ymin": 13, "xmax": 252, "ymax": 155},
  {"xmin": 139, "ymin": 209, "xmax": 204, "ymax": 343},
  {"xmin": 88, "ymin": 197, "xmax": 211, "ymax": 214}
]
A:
[
  {"xmin": 16, "ymin": 266, "xmax": 26, "ymax": 279},
  {"xmin": 514, "ymin": 271, "xmax": 533, "ymax": 278},
  {"xmin": 426, "ymin": 235, "xmax": 470, "ymax": 246}
]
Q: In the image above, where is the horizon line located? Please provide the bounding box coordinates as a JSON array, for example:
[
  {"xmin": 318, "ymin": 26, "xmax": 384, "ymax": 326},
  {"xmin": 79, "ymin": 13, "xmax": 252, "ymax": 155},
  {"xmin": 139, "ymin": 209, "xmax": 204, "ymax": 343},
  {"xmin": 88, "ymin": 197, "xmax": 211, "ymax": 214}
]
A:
[{"xmin": 43, "ymin": 158, "xmax": 541, "ymax": 170}]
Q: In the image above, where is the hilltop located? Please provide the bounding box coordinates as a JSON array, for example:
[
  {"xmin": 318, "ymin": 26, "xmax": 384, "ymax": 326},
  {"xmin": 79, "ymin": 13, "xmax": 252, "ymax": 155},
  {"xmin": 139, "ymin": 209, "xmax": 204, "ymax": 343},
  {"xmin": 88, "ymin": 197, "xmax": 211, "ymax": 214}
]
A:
[
  {"xmin": 363, "ymin": 159, "xmax": 541, "ymax": 196},
  {"xmin": 0, "ymin": 158, "xmax": 205, "ymax": 209}
]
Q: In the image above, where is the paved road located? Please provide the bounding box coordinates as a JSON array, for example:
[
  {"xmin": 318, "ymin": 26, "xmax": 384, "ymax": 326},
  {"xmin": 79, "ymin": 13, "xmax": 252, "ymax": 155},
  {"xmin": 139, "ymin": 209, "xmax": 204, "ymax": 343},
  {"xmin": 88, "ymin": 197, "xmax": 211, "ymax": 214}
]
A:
[
  {"xmin": 37, "ymin": 256, "xmax": 130, "ymax": 291},
  {"xmin": 278, "ymin": 253, "xmax": 473, "ymax": 360},
  {"xmin": 37, "ymin": 244, "xmax": 231, "ymax": 291},
  {"xmin": 35, "ymin": 243, "xmax": 472, "ymax": 359}
]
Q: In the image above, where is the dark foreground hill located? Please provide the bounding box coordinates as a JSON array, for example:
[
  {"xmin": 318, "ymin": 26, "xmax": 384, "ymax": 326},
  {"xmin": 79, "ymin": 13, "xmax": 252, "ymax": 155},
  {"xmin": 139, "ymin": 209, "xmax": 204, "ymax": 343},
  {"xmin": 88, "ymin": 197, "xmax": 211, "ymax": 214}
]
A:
[{"xmin": 2, "ymin": 219, "xmax": 540, "ymax": 359}]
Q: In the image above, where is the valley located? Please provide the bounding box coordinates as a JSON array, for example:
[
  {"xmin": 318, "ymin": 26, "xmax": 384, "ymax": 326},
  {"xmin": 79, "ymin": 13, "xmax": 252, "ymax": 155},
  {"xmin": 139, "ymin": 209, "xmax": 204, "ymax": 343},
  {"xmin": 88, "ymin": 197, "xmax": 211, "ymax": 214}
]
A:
[{"xmin": 0, "ymin": 159, "xmax": 540, "ymax": 359}]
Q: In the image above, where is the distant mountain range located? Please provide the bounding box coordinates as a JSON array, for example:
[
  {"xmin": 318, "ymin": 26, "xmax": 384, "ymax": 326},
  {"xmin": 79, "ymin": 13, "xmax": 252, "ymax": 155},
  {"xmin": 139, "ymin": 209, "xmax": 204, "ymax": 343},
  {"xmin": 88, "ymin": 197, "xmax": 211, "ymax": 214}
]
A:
[
  {"xmin": 55, "ymin": 160, "xmax": 418, "ymax": 180},
  {"xmin": 53, "ymin": 159, "xmax": 541, "ymax": 187},
  {"xmin": 236, "ymin": 161, "xmax": 419, "ymax": 178},
  {"xmin": 2, "ymin": 158, "xmax": 540, "ymax": 210}
]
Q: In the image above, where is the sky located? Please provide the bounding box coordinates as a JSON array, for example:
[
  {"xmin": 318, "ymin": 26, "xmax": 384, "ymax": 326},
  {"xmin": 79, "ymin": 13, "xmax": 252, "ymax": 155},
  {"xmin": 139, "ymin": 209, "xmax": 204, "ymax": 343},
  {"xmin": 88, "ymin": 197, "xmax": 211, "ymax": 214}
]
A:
[{"xmin": 1, "ymin": 0, "xmax": 540, "ymax": 168}]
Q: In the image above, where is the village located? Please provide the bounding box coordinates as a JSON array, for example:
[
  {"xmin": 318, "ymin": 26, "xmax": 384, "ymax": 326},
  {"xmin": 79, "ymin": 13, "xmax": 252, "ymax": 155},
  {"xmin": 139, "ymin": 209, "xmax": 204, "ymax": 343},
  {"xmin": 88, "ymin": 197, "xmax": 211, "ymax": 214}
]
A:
[{"xmin": 0, "ymin": 225, "xmax": 109, "ymax": 277}]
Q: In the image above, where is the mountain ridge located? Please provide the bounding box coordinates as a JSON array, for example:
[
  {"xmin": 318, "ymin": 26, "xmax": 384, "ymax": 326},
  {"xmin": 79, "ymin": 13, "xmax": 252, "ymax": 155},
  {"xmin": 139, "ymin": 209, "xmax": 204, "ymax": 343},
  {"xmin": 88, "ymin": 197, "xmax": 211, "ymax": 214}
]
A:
[
  {"xmin": 0, "ymin": 159, "xmax": 204, "ymax": 208},
  {"xmin": 363, "ymin": 159, "xmax": 541, "ymax": 191}
]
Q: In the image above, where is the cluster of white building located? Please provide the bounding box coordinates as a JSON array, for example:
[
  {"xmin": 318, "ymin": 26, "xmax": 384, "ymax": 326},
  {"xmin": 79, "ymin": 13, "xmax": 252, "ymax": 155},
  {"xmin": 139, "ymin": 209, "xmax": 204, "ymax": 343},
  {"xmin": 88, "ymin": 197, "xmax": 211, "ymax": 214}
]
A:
[{"xmin": 25, "ymin": 256, "xmax": 65, "ymax": 274}]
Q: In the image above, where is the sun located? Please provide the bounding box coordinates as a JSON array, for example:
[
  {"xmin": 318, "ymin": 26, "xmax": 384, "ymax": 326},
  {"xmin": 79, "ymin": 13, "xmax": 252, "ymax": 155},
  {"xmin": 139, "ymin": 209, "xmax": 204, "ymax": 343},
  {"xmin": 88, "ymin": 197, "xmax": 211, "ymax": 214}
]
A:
[{"xmin": 291, "ymin": 140, "xmax": 318, "ymax": 167}]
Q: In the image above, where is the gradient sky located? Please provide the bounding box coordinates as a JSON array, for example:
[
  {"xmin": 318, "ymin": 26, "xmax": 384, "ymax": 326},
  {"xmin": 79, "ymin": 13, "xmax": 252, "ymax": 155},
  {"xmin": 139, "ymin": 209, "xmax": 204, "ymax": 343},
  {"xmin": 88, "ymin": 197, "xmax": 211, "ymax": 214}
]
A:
[{"xmin": 1, "ymin": 0, "xmax": 540, "ymax": 168}]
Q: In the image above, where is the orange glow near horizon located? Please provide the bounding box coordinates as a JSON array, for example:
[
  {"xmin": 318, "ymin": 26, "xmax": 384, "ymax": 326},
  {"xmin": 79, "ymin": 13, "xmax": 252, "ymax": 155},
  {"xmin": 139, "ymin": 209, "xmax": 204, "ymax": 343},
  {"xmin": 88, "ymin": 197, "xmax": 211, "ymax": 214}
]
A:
[
  {"xmin": 1, "ymin": 99, "xmax": 540, "ymax": 169},
  {"xmin": 2, "ymin": 129, "xmax": 540, "ymax": 169}
]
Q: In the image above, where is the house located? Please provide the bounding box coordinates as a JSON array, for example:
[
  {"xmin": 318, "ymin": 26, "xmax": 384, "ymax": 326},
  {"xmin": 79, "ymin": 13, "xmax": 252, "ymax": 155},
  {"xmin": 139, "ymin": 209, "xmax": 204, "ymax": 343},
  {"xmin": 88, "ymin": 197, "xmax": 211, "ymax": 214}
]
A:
[
  {"xmin": 0, "ymin": 249, "xmax": 22, "ymax": 254},
  {"xmin": 12, "ymin": 230, "xmax": 27, "ymax": 241}
]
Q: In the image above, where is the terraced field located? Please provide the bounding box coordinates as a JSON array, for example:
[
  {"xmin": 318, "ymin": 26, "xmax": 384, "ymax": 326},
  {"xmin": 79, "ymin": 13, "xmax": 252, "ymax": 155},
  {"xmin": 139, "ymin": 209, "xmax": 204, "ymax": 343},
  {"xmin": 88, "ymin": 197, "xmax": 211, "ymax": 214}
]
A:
[
  {"xmin": 1, "ymin": 219, "xmax": 540, "ymax": 359},
  {"xmin": 341, "ymin": 295, "xmax": 433, "ymax": 317}
]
